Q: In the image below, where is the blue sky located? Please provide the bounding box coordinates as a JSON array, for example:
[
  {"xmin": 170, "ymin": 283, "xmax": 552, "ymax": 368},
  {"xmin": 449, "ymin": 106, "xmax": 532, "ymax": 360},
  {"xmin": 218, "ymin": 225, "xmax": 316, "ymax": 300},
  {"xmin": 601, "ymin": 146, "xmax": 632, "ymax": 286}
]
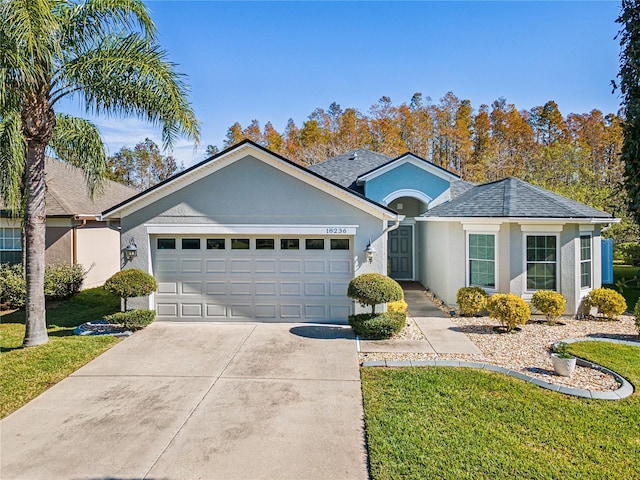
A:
[{"xmin": 60, "ymin": 1, "xmax": 623, "ymax": 167}]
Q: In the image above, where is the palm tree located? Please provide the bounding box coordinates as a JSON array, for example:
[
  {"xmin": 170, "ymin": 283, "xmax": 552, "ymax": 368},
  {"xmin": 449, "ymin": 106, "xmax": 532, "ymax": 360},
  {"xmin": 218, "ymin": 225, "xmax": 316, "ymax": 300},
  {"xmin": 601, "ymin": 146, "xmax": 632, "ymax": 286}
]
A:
[{"xmin": 0, "ymin": 0, "xmax": 199, "ymax": 346}]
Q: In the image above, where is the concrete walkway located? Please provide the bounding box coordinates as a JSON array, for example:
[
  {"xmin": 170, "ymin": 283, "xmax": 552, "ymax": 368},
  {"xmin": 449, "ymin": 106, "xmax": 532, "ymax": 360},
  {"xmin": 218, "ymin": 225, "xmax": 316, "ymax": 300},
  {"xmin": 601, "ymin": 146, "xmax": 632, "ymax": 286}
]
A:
[
  {"xmin": 0, "ymin": 323, "xmax": 368, "ymax": 480},
  {"xmin": 359, "ymin": 286, "xmax": 482, "ymax": 355}
]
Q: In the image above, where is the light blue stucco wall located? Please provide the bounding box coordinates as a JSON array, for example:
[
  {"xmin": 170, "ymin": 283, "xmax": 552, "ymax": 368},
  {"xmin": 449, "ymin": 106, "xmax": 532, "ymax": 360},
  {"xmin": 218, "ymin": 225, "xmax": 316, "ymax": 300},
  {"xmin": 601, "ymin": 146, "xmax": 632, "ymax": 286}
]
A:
[{"xmin": 364, "ymin": 163, "xmax": 451, "ymax": 205}]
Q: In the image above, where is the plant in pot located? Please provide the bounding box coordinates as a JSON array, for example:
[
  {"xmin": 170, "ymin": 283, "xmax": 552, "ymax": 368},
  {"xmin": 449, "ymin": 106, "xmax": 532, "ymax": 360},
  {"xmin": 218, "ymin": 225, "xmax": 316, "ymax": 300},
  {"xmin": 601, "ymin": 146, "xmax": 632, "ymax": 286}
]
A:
[{"xmin": 550, "ymin": 341, "xmax": 576, "ymax": 377}]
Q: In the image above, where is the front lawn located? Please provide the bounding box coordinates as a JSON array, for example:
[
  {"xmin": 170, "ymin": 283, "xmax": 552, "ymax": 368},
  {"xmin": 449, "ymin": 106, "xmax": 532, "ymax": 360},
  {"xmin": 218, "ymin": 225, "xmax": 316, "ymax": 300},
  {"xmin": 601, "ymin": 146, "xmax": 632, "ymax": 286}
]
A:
[
  {"xmin": 0, "ymin": 288, "xmax": 121, "ymax": 418},
  {"xmin": 361, "ymin": 341, "xmax": 640, "ymax": 480}
]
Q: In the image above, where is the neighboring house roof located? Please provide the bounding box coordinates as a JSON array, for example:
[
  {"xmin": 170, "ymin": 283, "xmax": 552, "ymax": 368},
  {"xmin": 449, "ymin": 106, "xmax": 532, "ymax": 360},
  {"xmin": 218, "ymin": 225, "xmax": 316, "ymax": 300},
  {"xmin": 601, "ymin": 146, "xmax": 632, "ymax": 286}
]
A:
[
  {"xmin": 102, "ymin": 140, "xmax": 399, "ymax": 220},
  {"xmin": 44, "ymin": 158, "xmax": 139, "ymax": 216},
  {"xmin": 0, "ymin": 157, "xmax": 138, "ymax": 217},
  {"xmin": 422, "ymin": 177, "xmax": 614, "ymax": 220},
  {"xmin": 307, "ymin": 149, "xmax": 392, "ymax": 192}
]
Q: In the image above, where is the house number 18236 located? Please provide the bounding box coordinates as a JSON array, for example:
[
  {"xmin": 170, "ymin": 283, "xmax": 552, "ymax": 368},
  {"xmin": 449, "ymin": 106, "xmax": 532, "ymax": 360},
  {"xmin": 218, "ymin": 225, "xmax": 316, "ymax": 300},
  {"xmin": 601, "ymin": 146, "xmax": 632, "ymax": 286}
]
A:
[{"xmin": 326, "ymin": 228, "xmax": 347, "ymax": 234}]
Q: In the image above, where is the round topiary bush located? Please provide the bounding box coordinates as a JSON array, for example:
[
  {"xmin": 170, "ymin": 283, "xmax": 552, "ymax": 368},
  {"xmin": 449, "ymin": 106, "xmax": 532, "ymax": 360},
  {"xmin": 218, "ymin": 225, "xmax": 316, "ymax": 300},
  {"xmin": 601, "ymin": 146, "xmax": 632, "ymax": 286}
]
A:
[
  {"xmin": 387, "ymin": 299, "xmax": 408, "ymax": 313},
  {"xmin": 487, "ymin": 293, "xmax": 530, "ymax": 332},
  {"xmin": 347, "ymin": 273, "xmax": 403, "ymax": 315},
  {"xmin": 585, "ymin": 288, "xmax": 627, "ymax": 320},
  {"xmin": 44, "ymin": 263, "xmax": 85, "ymax": 300},
  {"xmin": 531, "ymin": 290, "xmax": 566, "ymax": 325},
  {"xmin": 348, "ymin": 312, "xmax": 406, "ymax": 338},
  {"xmin": 456, "ymin": 286, "xmax": 488, "ymax": 316},
  {"xmin": 103, "ymin": 269, "xmax": 157, "ymax": 310}
]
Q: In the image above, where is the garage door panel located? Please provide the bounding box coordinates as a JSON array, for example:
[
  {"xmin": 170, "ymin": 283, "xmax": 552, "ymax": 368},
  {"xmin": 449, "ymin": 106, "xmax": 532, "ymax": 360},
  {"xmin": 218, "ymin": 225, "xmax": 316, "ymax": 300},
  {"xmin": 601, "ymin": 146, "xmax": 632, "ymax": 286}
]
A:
[
  {"xmin": 205, "ymin": 281, "xmax": 227, "ymax": 295},
  {"xmin": 304, "ymin": 260, "xmax": 325, "ymax": 273},
  {"xmin": 255, "ymin": 305, "xmax": 277, "ymax": 318},
  {"xmin": 255, "ymin": 260, "xmax": 276, "ymax": 273},
  {"xmin": 331, "ymin": 305, "xmax": 351, "ymax": 318},
  {"xmin": 255, "ymin": 282, "xmax": 277, "ymax": 296},
  {"xmin": 157, "ymin": 303, "xmax": 178, "ymax": 317},
  {"xmin": 181, "ymin": 281, "xmax": 202, "ymax": 294},
  {"xmin": 206, "ymin": 304, "xmax": 227, "ymax": 317},
  {"xmin": 157, "ymin": 282, "xmax": 177, "ymax": 294},
  {"xmin": 280, "ymin": 282, "xmax": 301, "ymax": 296},
  {"xmin": 305, "ymin": 305, "xmax": 326, "ymax": 318},
  {"xmin": 330, "ymin": 282, "xmax": 348, "ymax": 296},
  {"xmin": 230, "ymin": 259, "xmax": 251, "ymax": 273},
  {"xmin": 180, "ymin": 259, "xmax": 202, "ymax": 273},
  {"xmin": 157, "ymin": 259, "xmax": 178, "ymax": 273},
  {"xmin": 230, "ymin": 281, "xmax": 252, "ymax": 295},
  {"xmin": 280, "ymin": 304, "xmax": 302, "ymax": 318},
  {"xmin": 330, "ymin": 260, "xmax": 351, "ymax": 274},
  {"xmin": 230, "ymin": 304, "xmax": 253, "ymax": 318},
  {"xmin": 206, "ymin": 259, "xmax": 226, "ymax": 273},
  {"xmin": 304, "ymin": 282, "xmax": 326, "ymax": 296},
  {"xmin": 181, "ymin": 303, "xmax": 203, "ymax": 317},
  {"xmin": 280, "ymin": 260, "xmax": 301, "ymax": 273}
]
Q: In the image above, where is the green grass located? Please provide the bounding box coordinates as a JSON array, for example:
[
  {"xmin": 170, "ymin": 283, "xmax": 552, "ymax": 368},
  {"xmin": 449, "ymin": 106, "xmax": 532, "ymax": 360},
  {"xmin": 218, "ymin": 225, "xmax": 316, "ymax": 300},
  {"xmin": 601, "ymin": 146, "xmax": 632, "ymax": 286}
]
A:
[
  {"xmin": 0, "ymin": 288, "xmax": 121, "ymax": 418},
  {"xmin": 361, "ymin": 341, "xmax": 640, "ymax": 480},
  {"xmin": 605, "ymin": 264, "xmax": 640, "ymax": 311}
]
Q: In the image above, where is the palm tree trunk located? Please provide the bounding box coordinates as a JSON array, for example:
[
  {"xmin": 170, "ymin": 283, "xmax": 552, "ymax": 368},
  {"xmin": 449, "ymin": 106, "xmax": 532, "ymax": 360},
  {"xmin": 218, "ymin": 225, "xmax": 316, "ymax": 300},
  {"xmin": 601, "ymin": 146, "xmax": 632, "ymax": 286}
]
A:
[{"xmin": 22, "ymin": 140, "xmax": 48, "ymax": 347}]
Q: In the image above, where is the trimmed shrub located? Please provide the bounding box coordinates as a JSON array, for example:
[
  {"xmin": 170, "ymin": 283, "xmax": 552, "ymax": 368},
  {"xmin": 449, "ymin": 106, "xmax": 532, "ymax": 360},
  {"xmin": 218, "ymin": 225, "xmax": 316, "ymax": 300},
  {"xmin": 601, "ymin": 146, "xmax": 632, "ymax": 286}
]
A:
[
  {"xmin": 347, "ymin": 273, "xmax": 403, "ymax": 315},
  {"xmin": 104, "ymin": 309, "xmax": 156, "ymax": 331},
  {"xmin": 0, "ymin": 263, "xmax": 26, "ymax": 308},
  {"xmin": 487, "ymin": 293, "xmax": 530, "ymax": 332},
  {"xmin": 531, "ymin": 290, "xmax": 566, "ymax": 324},
  {"xmin": 616, "ymin": 242, "xmax": 640, "ymax": 266},
  {"xmin": 348, "ymin": 312, "xmax": 406, "ymax": 338},
  {"xmin": 103, "ymin": 269, "xmax": 157, "ymax": 310},
  {"xmin": 44, "ymin": 263, "xmax": 85, "ymax": 300},
  {"xmin": 387, "ymin": 300, "xmax": 408, "ymax": 313},
  {"xmin": 634, "ymin": 299, "xmax": 640, "ymax": 335},
  {"xmin": 456, "ymin": 286, "xmax": 488, "ymax": 316},
  {"xmin": 585, "ymin": 288, "xmax": 627, "ymax": 320}
]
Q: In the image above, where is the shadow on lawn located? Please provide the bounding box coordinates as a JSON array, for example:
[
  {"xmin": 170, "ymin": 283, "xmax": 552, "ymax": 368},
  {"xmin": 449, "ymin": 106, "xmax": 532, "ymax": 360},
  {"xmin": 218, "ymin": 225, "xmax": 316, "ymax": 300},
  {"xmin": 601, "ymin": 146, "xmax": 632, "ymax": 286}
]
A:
[{"xmin": 586, "ymin": 332, "xmax": 640, "ymax": 343}]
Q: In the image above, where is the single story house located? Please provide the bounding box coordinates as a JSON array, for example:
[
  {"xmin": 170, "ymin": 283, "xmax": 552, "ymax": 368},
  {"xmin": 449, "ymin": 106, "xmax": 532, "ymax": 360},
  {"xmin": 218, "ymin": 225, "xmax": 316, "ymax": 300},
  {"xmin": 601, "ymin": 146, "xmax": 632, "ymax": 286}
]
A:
[
  {"xmin": 0, "ymin": 158, "xmax": 138, "ymax": 288},
  {"xmin": 102, "ymin": 140, "xmax": 618, "ymax": 322}
]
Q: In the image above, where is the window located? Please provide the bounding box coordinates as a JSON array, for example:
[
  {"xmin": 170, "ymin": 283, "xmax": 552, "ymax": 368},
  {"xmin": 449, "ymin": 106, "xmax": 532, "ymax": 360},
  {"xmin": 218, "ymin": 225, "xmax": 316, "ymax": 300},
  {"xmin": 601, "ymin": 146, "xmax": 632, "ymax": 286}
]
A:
[
  {"xmin": 0, "ymin": 227, "xmax": 21, "ymax": 264},
  {"xmin": 231, "ymin": 238, "xmax": 250, "ymax": 249},
  {"xmin": 305, "ymin": 239, "xmax": 324, "ymax": 250},
  {"xmin": 526, "ymin": 235, "xmax": 557, "ymax": 290},
  {"xmin": 207, "ymin": 238, "xmax": 225, "ymax": 250},
  {"xmin": 256, "ymin": 239, "xmax": 275, "ymax": 250},
  {"xmin": 580, "ymin": 235, "xmax": 592, "ymax": 289},
  {"xmin": 330, "ymin": 239, "xmax": 350, "ymax": 250},
  {"xmin": 280, "ymin": 239, "xmax": 299, "ymax": 250},
  {"xmin": 157, "ymin": 238, "xmax": 176, "ymax": 250},
  {"xmin": 468, "ymin": 234, "xmax": 495, "ymax": 288},
  {"xmin": 182, "ymin": 238, "xmax": 201, "ymax": 250}
]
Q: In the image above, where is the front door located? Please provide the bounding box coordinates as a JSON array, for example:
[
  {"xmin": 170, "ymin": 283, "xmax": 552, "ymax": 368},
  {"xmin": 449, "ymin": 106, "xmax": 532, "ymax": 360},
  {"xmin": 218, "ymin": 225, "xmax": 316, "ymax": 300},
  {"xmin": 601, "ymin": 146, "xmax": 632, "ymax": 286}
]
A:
[{"xmin": 388, "ymin": 225, "xmax": 413, "ymax": 280}]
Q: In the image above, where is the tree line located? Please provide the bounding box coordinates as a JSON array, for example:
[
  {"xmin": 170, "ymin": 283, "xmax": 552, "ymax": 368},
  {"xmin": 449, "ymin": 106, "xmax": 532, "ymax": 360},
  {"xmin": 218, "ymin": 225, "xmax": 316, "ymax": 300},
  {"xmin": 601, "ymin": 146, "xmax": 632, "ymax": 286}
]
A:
[{"xmin": 208, "ymin": 93, "xmax": 637, "ymax": 240}]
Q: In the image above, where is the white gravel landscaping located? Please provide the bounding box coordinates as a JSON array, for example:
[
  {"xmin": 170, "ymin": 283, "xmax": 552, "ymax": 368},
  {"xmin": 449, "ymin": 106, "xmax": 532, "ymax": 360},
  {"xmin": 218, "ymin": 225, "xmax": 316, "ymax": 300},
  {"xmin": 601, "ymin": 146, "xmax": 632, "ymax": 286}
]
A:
[{"xmin": 360, "ymin": 309, "xmax": 639, "ymax": 392}]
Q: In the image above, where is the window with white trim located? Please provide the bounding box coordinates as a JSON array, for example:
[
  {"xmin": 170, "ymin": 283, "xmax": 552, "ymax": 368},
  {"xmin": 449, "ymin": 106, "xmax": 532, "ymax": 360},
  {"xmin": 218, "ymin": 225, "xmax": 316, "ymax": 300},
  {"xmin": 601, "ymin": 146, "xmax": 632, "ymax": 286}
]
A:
[
  {"xmin": 0, "ymin": 227, "xmax": 22, "ymax": 264},
  {"xmin": 526, "ymin": 235, "xmax": 557, "ymax": 290},
  {"xmin": 468, "ymin": 233, "xmax": 496, "ymax": 289},
  {"xmin": 580, "ymin": 235, "xmax": 592, "ymax": 289}
]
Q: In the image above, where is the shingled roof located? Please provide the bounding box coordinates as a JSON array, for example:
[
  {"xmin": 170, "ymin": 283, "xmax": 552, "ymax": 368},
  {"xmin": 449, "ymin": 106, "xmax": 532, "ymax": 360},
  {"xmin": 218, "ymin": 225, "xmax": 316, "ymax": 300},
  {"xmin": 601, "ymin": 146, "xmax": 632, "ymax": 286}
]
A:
[
  {"xmin": 307, "ymin": 149, "xmax": 392, "ymax": 192},
  {"xmin": 422, "ymin": 177, "xmax": 613, "ymax": 219},
  {"xmin": 0, "ymin": 158, "xmax": 138, "ymax": 217}
]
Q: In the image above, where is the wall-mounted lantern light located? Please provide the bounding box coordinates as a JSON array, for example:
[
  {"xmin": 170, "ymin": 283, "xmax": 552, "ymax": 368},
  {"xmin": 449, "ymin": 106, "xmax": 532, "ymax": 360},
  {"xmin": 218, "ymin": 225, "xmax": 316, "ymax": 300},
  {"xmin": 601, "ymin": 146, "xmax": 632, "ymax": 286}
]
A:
[
  {"xmin": 123, "ymin": 238, "xmax": 138, "ymax": 263},
  {"xmin": 364, "ymin": 240, "xmax": 376, "ymax": 264}
]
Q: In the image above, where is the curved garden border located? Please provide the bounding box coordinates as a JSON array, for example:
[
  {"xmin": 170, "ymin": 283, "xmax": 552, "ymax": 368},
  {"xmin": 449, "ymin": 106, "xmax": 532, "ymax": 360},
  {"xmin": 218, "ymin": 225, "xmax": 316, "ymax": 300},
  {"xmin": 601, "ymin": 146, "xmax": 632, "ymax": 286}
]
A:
[{"xmin": 361, "ymin": 337, "xmax": 639, "ymax": 400}]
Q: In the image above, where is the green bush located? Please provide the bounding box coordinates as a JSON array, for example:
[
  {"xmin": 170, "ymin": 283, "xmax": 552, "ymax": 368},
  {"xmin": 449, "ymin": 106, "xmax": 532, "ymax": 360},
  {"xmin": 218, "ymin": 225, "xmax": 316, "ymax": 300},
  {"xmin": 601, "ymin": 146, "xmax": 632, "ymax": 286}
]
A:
[
  {"xmin": 44, "ymin": 263, "xmax": 85, "ymax": 300},
  {"xmin": 585, "ymin": 288, "xmax": 627, "ymax": 320},
  {"xmin": 0, "ymin": 263, "xmax": 26, "ymax": 308},
  {"xmin": 103, "ymin": 268, "xmax": 157, "ymax": 310},
  {"xmin": 348, "ymin": 312, "xmax": 406, "ymax": 338},
  {"xmin": 616, "ymin": 242, "xmax": 640, "ymax": 266},
  {"xmin": 456, "ymin": 287, "xmax": 488, "ymax": 316},
  {"xmin": 634, "ymin": 299, "xmax": 640, "ymax": 335},
  {"xmin": 487, "ymin": 293, "xmax": 530, "ymax": 332},
  {"xmin": 531, "ymin": 290, "xmax": 566, "ymax": 324},
  {"xmin": 387, "ymin": 300, "xmax": 408, "ymax": 313},
  {"xmin": 104, "ymin": 309, "xmax": 156, "ymax": 331},
  {"xmin": 347, "ymin": 273, "xmax": 403, "ymax": 314}
]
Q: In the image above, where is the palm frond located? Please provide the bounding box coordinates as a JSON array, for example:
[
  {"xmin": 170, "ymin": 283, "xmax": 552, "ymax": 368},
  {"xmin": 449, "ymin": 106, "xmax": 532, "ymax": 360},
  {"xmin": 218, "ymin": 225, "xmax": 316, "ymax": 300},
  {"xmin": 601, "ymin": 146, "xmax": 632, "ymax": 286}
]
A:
[
  {"xmin": 59, "ymin": 32, "xmax": 200, "ymax": 149},
  {"xmin": 48, "ymin": 113, "xmax": 107, "ymax": 198},
  {"xmin": 0, "ymin": 111, "xmax": 26, "ymax": 215}
]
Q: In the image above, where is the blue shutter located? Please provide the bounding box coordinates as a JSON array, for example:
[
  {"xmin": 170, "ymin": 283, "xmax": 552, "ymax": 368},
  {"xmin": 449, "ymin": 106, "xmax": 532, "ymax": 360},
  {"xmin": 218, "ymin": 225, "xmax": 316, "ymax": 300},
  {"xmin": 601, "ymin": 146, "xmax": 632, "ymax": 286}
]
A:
[{"xmin": 601, "ymin": 238, "xmax": 614, "ymax": 285}]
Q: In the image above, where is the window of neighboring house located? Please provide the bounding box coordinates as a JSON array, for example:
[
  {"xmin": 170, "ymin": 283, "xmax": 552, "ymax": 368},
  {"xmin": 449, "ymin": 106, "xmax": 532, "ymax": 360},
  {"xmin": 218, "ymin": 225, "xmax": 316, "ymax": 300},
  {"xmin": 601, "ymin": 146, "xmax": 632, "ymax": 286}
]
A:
[
  {"xmin": 157, "ymin": 238, "xmax": 176, "ymax": 250},
  {"xmin": 580, "ymin": 235, "xmax": 592, "ymax": 289},
  {"xmin": 330, "ymin": 239, "xmax": 350, "ymax": 250},
  {"xmin": 0, "ymin": 227, "xmax": 22, "ymax": 264},
  {"xmin": 468, "ymin": 233, "xmax": 496, "ymax": 289},
  {"xmin": 526, "ymin": 235, "xmax": 558, "ymax": 290},
  {"xmin": 182, "ymin": 238, "xmax": 201, "ymax": 250}
]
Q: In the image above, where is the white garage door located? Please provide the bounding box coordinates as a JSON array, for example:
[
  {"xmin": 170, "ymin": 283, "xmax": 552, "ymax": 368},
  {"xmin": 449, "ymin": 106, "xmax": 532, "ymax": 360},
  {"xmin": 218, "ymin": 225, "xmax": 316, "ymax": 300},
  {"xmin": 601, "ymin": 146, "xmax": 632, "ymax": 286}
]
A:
[{"xmin": 152, "ymin": 235, "xmax": 353, "ymax": 323}]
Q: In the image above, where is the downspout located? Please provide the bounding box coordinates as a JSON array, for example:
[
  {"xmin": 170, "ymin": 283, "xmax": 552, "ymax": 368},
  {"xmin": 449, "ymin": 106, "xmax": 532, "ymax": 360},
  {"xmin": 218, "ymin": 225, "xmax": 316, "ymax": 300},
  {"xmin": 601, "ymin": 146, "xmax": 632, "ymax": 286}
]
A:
[{"xmin": 383, "ymin": 214, "xmax": 404, "ymax": 235}]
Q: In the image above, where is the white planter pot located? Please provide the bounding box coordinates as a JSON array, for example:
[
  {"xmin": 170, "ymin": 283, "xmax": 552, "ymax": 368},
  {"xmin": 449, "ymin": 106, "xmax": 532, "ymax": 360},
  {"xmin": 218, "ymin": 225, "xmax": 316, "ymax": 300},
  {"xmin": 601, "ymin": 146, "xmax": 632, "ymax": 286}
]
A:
[{"xmin": 551, "ymin": 354, "xmax": 577, "ymax": 377}]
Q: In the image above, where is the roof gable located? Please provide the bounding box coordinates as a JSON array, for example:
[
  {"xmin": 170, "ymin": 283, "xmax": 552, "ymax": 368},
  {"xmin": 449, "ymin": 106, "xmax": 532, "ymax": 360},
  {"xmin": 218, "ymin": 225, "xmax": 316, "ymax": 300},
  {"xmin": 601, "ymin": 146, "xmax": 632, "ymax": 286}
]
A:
[
  {"xmin": 306, "ymin": 149, "xmax": 392, "ymax": 192},
  {"xmin": 356, "ymin": 153, "xmax": 460, "ymax": 185},
  {"xmin": 102, "ymin": 140, "xmax": 398, "ymax": 220},
  {"xmin": 423, "ymin": 177, "xmax": 614, "ymax": 220}
]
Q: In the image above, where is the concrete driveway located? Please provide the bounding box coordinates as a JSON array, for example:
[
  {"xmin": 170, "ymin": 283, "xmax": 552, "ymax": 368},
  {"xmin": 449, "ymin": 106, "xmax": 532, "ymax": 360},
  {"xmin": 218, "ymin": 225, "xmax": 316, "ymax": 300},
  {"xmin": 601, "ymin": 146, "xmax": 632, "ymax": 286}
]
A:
[{"xmin": 0, "ymin": 323, "xmax": 368, "ymax": 480}]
